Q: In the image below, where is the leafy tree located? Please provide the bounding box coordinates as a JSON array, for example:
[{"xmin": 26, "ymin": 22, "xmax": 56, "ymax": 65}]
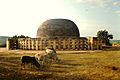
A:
[
  {"xmin": 13, "ymin": 35, "xmax": 18, "ymax": 38},
  {"xmin": 97, "ymin": 30, "xmax": 113, "ymax": 46},
  {"xmin": 12, "ymin": 35, "xmax": 30, "ymax": 38}
]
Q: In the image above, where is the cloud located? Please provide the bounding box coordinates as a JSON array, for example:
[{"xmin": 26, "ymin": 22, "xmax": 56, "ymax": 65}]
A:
[
  {"xmin": 76, "ymin": 0, "xmax": 120, "ymax": 14},
  {"xmin": 113, "ymin": 0, "xmax": 120, "ymax": 6},
  {"xmin": 115, "ymin": 10, "xmax": 120, "ymax": 14},
  {"xmin": 112, "ymin": 1, "xmax": 120, "ymax": 14},
  {"xmin": 75, "ymin": 0, "xmax": 111, "ymax": 7},
  {"xmin": 76, "ymin": 0, "xmax": 84, "ymax": 3},
  {"xmin": 76, "ymin": 0, "xmax": 109, "ymax": 4}
]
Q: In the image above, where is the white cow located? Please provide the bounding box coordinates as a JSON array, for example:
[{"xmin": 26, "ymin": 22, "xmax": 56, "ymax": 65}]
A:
[
  {"xmin": 45, "ymin": 47, "xmax": 60, "ymax": 63},
  {"xmin": 35, "ymin": 52, "xmax": 46, "ymax": 61},
  {"xmin": 35, "ymin": 47, "xmax": 60, "ymax": 65}
]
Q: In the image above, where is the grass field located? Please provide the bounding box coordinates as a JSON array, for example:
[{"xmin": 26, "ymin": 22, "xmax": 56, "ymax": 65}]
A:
[{"xmin": 0, "ymin": 48, "xmax": 120, "ymax": 80}]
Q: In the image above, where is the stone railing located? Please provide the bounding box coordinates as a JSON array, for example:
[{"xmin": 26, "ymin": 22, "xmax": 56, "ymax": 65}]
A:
[{"xmin": 6, "ymin": 37, "xmax": 102, "ymax": 50}]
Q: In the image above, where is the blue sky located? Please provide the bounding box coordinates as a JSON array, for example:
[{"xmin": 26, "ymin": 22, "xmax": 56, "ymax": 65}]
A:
[{"xmin": 0, "ymin": 0, "xmax": 120, "ymax": 39}]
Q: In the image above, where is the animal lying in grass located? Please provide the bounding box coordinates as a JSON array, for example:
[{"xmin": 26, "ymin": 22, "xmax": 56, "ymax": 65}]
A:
[
  {"xmin": 35, "ymin": 47, "xmax": 60, "ymax": 65},
  {"xmin": 45, "ymin": 47, "xmax": 60, "ymax": 63},
  {"xmin": 21, "ymin": 56, "xmax": 40, "ymax": 69}
]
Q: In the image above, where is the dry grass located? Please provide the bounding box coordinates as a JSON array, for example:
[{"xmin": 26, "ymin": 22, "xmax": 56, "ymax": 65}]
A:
[{"xmin": 0, "ymin": 49, "xmax": 120, "ymax": 80}]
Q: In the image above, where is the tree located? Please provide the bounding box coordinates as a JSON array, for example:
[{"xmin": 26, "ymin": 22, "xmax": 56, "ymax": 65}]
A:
[
  {"xmin": 12, "ymin": 35, "xmax": 18, "ymax": 38},
  {"xmin": 97, "ymin": 30, "xmax": 113, "ymax": 46},
  {"xmin": 12, "ymin": 35, "xmax": 30, "ymax": 38}
]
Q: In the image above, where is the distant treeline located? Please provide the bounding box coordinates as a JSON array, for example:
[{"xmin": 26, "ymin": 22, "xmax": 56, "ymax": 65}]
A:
[
  {"xmin": 12, "ymin": 35, "xmax": 30, "ymax": 38},
  {"xmin": 110, "ymin": 40, "xmax": 120, "ymax": 44}
]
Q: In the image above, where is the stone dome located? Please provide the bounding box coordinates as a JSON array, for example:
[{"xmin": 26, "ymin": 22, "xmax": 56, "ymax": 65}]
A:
[{"xmin": 36, "ymin": 19, "xmax": 80, "ymax": 39}]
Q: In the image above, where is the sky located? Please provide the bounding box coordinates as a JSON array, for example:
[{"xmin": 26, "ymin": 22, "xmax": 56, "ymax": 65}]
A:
[{"xmin": 0, "ymin": 0, "xmax": 120, "ymax": 40}]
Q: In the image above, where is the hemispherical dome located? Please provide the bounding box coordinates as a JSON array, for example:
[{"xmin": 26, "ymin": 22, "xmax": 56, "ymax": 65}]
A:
[{"xmin": 36, "ymin": 19, "xmax": 80, "ymax": 39}]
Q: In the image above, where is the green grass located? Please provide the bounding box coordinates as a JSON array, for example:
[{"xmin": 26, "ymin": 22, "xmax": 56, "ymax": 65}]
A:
[{"xmin": 0, "ymin": 50, "xmax": 120, "ymax": 80}]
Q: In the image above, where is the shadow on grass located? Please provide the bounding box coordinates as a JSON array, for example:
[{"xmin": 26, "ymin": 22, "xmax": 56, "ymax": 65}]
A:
[
  {"xmin": 58, "ymin": 60, "xmax": 82, "ymax": 67},
  {"xmin": 104, "ymin": 65, "xmax": 120, "ymax": 72},
  {"xmin": 0, "ymin": 70, "xmax": 90, "ymax": 80}
]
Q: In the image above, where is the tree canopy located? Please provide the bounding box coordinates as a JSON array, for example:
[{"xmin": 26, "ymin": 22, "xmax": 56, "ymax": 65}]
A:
[
  {"xmin": 97, "ymin": 30, "xmax": 113, "ymax": 45},
  {"xmin": 12, "ymin": 35, "xmax": 30, "ymax": 38}
]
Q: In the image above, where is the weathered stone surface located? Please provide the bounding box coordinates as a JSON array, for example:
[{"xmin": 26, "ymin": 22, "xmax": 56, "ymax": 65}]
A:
[{"xmin": 36, "ymin": 19, "xmax": 80, "ymax": 39}]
